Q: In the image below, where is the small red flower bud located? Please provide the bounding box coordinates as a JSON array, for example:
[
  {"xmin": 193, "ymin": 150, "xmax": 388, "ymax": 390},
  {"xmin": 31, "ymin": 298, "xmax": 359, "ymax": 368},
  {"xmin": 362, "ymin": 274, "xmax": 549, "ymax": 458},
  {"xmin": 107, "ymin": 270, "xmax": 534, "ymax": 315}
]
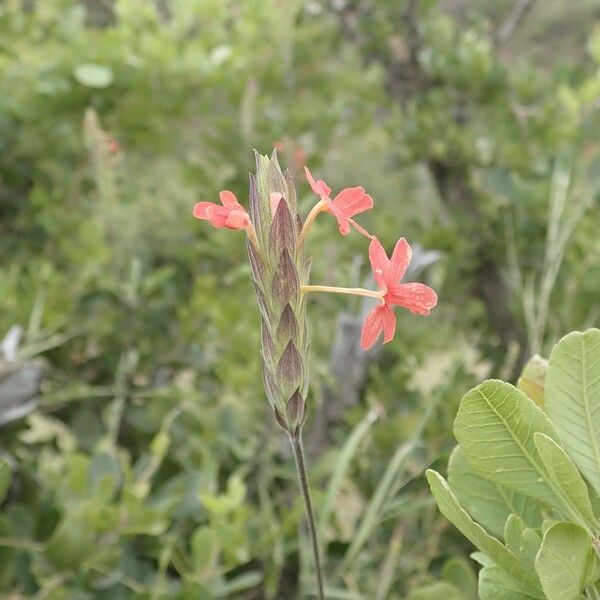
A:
[{"xmin": 193, "ymin": 191, "xmax": 250, "ymax": 230}]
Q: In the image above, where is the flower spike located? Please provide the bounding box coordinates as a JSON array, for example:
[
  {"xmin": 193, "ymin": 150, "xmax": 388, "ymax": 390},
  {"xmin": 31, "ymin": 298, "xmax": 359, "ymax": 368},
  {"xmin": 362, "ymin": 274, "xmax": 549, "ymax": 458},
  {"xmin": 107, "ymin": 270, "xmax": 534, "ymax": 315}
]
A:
[{"xmin": 193, "ymin": 151, "xmax": 439, "ymax": 600}]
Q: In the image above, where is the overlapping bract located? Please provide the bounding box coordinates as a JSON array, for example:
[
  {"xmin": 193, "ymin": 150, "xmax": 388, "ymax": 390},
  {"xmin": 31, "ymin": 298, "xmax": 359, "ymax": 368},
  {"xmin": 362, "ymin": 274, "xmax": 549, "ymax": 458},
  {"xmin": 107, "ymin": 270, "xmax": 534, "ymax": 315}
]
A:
[{"xmin": 246, "ymin": 153, "xmax": 311, "ymax": 433}]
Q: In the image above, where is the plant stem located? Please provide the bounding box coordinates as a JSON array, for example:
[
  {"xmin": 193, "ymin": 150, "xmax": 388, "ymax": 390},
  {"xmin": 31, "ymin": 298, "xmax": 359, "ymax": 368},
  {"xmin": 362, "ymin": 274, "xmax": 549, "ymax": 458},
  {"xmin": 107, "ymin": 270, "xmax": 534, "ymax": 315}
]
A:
[{"xmin": 289, "ymin": 430, "xmax": 325, "ymax": 599}]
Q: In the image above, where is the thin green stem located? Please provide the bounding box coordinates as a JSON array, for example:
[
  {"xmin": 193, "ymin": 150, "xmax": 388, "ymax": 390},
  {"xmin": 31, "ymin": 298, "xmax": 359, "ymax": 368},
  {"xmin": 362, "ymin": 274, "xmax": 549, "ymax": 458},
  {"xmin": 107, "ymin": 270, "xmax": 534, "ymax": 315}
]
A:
[{"xmin": 289, "ymin": 430, "xmax": 325, "ymax": 599}]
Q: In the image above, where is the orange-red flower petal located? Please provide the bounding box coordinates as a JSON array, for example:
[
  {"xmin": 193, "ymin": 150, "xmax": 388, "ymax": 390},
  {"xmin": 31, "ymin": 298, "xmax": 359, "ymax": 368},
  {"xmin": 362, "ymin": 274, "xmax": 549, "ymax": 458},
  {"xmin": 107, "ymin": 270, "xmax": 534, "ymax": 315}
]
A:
[
  {"xmin": 388, "ymin": 238, "xmax": 412, "ymax": 285},
  {"xmin": 368, "ymin": 237, "xmax": 412, "ymax": 290},
  {"xmin": 360, "ymin": 304, "xmax": 397, "ymax": 350},
  {"xmin": 368, "ymin": 238, "xmax": 390, "ymax": 289},
  {"xmin": 304, "ymin": 166, "xmax": 331, "ymax": 197},
  {"xmin": 332, "ymin": 187, "xmax": 373, "ymax": 218},
  {"xmin": 218, "ymin": 190, "xmax": 239, "ymax": 207},
  {"xmin": 387, "ymin": 283, "xmax": 438, "ymax": 315}
]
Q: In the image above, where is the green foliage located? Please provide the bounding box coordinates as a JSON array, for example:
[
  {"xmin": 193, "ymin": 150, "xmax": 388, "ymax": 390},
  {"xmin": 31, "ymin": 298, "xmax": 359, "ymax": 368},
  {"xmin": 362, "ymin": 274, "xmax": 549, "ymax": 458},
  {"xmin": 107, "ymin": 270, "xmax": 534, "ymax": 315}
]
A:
[
  {"xmin": 428, "ymin": 329, "xmax": 600, "ymax": 599},
  {"xmin": 427, "ymin": 470, "xmax": 543, "ymax": 595},
  {"xmin": 448, "ymin": 447, "xmax": 541, "ymax": 539},
  {"xmin": 1, "ymin": 0, "xmax": 599, "ymax": 598},
  {"xmin": 535, "ymin": 523, "xmax": 595, "ymax": 600},
  {"xmin": 408, "ymin": 557, "xmax": 478, "ymax": 600},
  {"xmin": 0, "ymin": 2, "xmax": 453, "ymax": 595},
  {"xmin": 546, "ymin": 329, "xmax": 600, "ymax": 496},
  {"xmin": 0, "ymin": 460, "xmax": 11, "ymax": 505}
]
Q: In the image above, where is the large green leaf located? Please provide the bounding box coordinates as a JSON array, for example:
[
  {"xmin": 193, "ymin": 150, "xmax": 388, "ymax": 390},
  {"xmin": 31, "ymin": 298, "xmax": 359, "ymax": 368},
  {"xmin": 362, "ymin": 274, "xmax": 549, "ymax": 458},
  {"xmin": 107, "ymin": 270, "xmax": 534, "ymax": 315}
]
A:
[
  {"xmin": 448, "ymin": 447, "xmax": 541, "ymax": 538},
  {"xmin": 442, "ymin": 557, "xmax": 478, "ymax": 599},
  {"xmin": 479, "ymin": 566, "xmax": 542, "ymax": 600},
  {"xmin": 533, "ymin": 433, "xmax": 598, "ymax": 531},
  {"xmin": 546, "ymin": 329, "xmax": 600, "ymax": 496},
  {"xmin": 504, "ymin": 514, "xmax": 541, "ymax": 571},
  {"xmin": 534, "ymin": 522, "xmax": 591, "ymax": 600},
  {"xmin": 454, "ymin": 380, "xmax": 590, "ymax": 522},
  {"xmin": 410, "ymin": 582, "xmax": 465, "ymax": 600},
  {"xmin": 426, "ymin": 470, "xmax": 543, "ymax": 595}
]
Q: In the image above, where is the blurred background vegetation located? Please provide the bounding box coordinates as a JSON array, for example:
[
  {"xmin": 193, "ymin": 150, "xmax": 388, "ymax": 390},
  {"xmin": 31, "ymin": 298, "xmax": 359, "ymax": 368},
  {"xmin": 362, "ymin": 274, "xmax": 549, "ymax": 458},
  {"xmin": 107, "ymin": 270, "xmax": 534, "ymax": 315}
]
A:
[{"xmin": 0, "ymin": 0, "xmax": 599, "ymax": 598}]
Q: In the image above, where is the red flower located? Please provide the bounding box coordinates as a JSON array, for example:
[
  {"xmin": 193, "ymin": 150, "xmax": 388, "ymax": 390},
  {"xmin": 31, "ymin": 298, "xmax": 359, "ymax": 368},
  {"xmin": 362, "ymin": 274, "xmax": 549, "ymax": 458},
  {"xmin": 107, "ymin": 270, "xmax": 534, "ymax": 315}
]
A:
[
  {"xmin": 106, "ymin": 138, "xmax": 121, "ymax": 155},
  {"xmin": 361, "ymin": 237, "xmax": 438, "ymax": 350},
  {"xmin": 304, "ymin": 166, "xmax": 373, "ymax": 236},
  {"xmin": 193, "ymin": 191, "xmax": 250, "ymax": 230}
]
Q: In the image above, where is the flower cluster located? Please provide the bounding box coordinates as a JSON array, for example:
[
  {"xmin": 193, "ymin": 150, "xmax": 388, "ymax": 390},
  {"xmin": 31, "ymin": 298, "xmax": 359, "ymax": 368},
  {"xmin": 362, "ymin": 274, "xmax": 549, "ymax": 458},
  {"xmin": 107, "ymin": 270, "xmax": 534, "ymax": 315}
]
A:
[
  {"xmin": 193, "ymin": 151, "xmax": 437, "ymax": 432},
  {"xmin": 194, "ymin": 155, "xmax": 437, "ymax": 346}
]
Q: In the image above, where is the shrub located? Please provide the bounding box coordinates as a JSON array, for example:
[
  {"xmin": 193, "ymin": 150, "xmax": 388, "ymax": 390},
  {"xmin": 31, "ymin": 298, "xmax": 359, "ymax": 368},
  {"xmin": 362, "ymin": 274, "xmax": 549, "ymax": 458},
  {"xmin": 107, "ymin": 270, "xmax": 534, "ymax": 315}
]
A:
[{"xmin": 427, "ymin": 328, "xmax": 600, "ymax": 599}]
